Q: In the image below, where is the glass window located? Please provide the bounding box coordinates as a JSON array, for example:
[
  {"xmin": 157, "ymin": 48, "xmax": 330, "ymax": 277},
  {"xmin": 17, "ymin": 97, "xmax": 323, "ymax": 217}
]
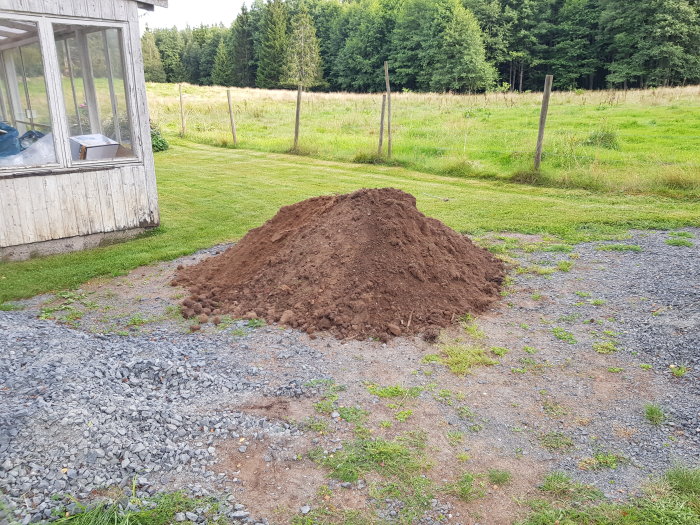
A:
[
  {"xmin": 54, "ymin": 24, "xmax": 134, "ymax": 162},
  {"xmin": 0, "ymin": 18, "xmax": 57, "ymax": 168}
]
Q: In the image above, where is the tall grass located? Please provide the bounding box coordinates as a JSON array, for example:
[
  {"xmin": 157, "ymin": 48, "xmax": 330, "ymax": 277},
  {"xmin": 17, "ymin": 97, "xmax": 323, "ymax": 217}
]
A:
[{"xmin": 147, "ymin": 84, "xmax": 700, "ymax": 198}]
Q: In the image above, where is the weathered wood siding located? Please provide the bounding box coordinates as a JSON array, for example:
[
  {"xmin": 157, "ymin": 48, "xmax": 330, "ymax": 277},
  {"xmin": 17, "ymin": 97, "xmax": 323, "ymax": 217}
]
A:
[
  {"xmin": 0, "ymin": 166, "xmax": 158, "ymax": 247},
  {"xmin": 0, "ymin": 0, "xmax": 132, "ymax": 21},
  {"xmin": 0, "ymin": 0, "xmax": 161, "ymax": 249}
]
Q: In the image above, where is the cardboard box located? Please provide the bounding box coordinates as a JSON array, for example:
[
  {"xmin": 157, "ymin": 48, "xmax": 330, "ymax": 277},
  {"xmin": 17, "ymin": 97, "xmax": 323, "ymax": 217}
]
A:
[{"xmin": 69, "ymin": 134, "xmax": 119, "ymax": 161}]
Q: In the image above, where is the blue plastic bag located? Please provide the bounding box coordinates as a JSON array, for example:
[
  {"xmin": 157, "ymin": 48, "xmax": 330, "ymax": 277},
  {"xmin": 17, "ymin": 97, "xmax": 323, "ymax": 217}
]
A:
[{"xmin": 0, "ymin": 122, "xmax": 20, "ymax": 158}]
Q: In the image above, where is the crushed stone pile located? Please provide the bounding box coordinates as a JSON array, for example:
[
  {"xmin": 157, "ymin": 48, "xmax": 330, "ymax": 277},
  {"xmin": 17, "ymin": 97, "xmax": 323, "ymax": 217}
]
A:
[{"xmin": 172, "ymin": 188, "xmax": 505, "ymax": 340}]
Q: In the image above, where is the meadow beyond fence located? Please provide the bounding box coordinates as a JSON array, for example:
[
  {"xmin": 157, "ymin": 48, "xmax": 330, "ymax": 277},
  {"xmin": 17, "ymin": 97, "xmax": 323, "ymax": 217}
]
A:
[{"xmin": 147, "ymin": 84, "xmax": 700, "ymax": 198}]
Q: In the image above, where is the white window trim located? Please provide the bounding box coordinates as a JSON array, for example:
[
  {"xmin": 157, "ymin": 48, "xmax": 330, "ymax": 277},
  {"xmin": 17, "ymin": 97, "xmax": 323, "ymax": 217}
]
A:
[{"xmin": 0, "ymin": 12, "xmax": 143, "ymax": 178}]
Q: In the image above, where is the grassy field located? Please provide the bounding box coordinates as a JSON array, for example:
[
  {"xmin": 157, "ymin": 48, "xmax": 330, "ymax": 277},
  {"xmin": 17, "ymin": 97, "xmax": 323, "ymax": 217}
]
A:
[
  {"xmin": 1, "ymin": 139, "xmax": 698, "ymax": 303},
  {"xmin": 148, "ymin": 84, "xmax": 700, "ymax": 198}
]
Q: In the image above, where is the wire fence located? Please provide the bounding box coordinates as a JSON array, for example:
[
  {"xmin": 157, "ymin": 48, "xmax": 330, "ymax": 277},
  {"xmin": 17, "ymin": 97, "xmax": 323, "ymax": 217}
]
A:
[{"xmin": 147, "ymin": 83, "xmax": 700, "ymax": 196}]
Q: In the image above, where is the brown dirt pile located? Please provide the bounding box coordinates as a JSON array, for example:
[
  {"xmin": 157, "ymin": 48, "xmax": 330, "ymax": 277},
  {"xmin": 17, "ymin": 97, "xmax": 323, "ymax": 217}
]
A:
[{"xmin": 172, "ymin": 188, "xmax": 505, "ymax": 340}]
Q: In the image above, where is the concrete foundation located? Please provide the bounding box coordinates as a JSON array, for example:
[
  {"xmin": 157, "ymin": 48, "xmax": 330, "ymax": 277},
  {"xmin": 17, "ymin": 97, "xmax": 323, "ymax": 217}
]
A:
[{"xmin": 0, "ymin": 228, "xmax": 148, "ymax": 262}]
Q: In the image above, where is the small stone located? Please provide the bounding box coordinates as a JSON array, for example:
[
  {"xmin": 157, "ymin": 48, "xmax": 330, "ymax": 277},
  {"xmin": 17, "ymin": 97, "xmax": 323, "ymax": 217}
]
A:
[
  {"xmin": 387, "ymin": 323, "xmax": 402, "ymax": 336},
  {"xmin": 174, "ymin": 513, "xmax": 186, "ymax": 522},
  {"xmin": 238, "ymin": 446, "xmax": 247, "ymax": 453},
  {"xmin": 185, "ymin": 511, "xmax": 198, "ymax": 521},
  {"xmin": 231, "ymin": 510, "xmax": 250, "ymax": 518},
  {"xmin": 300, "ymin": 506, "xmax": 311, "ymax": 515}
]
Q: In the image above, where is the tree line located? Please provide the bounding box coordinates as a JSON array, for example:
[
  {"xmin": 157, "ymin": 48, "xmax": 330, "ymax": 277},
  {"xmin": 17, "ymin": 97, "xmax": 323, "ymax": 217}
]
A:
[{"xmin": 142, "ymin": 0, "xmax": 700, "ymax": 93}]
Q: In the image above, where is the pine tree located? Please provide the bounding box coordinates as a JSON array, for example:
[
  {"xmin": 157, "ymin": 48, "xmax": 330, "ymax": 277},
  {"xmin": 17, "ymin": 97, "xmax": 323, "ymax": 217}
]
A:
[
  {"xmin": 154, "ymin": 28, "xmax": 185, "ymax": 83},
  {"xmin": 141, "ymin": 30, "xmax": 166, "ymax": 83},
  {"xmin": 231, "ymin": 5, "xmax": 257, "ymax": 87},
  {"xmin": 211, "ymin": 39, "xmax": 233, "ymax": 86},
  {"xmin": 256, "ymin": 0, "xmax": 290, "ymax": 88}
]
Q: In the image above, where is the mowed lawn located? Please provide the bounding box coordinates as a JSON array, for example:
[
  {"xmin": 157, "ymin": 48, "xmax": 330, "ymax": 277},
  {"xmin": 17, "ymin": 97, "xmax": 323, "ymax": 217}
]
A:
[{"xmin": 1, "ymin": 139, "xmax": 699, "ymax": 302}]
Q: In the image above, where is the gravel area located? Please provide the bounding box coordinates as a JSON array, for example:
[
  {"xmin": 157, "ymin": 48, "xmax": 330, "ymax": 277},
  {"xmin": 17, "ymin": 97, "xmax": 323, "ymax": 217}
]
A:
[{"xmin": 1, "ymin": 228, "xmax": 698, "ymax": 524}]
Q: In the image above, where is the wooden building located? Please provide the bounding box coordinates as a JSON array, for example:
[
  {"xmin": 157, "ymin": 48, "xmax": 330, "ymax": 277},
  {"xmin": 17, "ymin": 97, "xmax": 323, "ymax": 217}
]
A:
[{"xmin": 0, "ymin": 0, "xmax": 167, "ymax": 261}]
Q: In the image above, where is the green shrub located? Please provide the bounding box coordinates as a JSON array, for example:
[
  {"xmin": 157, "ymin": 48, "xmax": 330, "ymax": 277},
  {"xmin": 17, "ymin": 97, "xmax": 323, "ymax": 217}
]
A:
[{"xmin": 150, "ymin": 123, "xmax": 169, "ymax": 152}]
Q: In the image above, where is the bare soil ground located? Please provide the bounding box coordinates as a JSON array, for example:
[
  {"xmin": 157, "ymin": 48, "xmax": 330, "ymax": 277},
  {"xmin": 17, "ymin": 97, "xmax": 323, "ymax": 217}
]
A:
[{"xmin": 13, "ymin": 228, "xmax": 699, "ymax": 524}]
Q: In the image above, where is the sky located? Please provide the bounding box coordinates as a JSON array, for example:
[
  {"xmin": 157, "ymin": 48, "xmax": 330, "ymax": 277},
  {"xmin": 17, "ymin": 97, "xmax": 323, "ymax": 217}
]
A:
[{"xmin": 140, "ymin": 0, "xmax": 246, "ymax": 30}]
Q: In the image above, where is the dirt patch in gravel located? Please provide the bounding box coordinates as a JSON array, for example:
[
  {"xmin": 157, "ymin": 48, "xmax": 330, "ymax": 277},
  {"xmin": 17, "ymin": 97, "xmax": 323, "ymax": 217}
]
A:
[{"xmin": 172, "ymin": 188, "xmax": 504, "ymax": 341}]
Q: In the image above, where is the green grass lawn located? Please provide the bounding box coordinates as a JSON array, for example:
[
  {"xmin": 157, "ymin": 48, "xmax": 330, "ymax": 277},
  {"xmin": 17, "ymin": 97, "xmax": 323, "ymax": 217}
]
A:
[
  {"xmin": 1, "ymin": 139, "xmax": 698, "ymax": 303},
  {"xmin": 148, "ymin": 84, "xmax": 700, "ymax": 198}
]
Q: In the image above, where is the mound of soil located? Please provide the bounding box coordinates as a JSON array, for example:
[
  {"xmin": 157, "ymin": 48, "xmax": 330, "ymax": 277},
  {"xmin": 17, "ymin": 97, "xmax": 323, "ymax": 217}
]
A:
[{"xmin": 172, "ymin": 188, "xmax": 505, "ymax": 340}]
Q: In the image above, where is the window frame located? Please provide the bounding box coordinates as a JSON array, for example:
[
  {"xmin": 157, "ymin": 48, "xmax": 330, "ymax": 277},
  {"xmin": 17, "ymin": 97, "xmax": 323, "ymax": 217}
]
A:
[{"xmin": 0, "ymin": 12, "xmax": 143, "ymax": 178}]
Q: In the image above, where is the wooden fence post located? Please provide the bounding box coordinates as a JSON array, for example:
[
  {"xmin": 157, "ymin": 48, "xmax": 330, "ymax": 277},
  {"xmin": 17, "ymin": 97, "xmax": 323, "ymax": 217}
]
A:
[
  {"xmin": 378, "ymin": 94, "xmax": 386, "ymax": 157},
  {"xmin": 178, "ymin": 83, "xmax": 186, "ymax": 137},
  {"xmin": 384, "ymin": 61, "xmax": 392, "ymax": 159},
  {"xmin": 534, "ymin": 74, "xmax": 553, "ymax": 170},
  {"xmin": 293, "ymin": 84, "xmax": 302, "ymax": 151},
  {"xmin": 227, "ymin": 89, "xmax": 238, "ymax": 146}
]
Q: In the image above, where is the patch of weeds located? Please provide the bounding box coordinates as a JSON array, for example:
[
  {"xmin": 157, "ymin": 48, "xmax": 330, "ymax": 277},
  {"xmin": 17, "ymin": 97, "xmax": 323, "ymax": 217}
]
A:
[
  {"xmin": 0, "ymin": 302, "xmax": 22, "ymax": 311},
  {"xmin": 593, "ymin": 341, "xmax": 618, "ymax": 354},
  {"xmin": 437, "ymin": 342, "xmax": 497, "ymax": 375},
  {"xmin": 520, "ymin": 323, "xmax": 530, "ymax": 330},
  {"xmin": 366, "ymin": 384, "xmax": 422, "ymax": 399},
  {"xmin": 491, "ymin": 346, "xmax": 509, "ymax": 357},
  {"xmin": 607, "ymin": 367, "xmax": 624, "ymax": 373},
  {"xmin": 487, "ymin": 469, "xmax": 512, "ymax": 486},
  {"xmin": 379, "ymin": 420, "xmax": 392, "ymax": 429},
  {"xmin": 353, "ymin": 425, "xmax": 372, "ymax": 439},
  {"xmin": 665, "ymin": 466, "xmax": 700, "ymax": 496},
  {"xmin": 292, "ymin": 507, "xmax": 372, "ymax": 525},
  {"xmin": 669, "ymin": 231, "xmax": 694, "ymax": 239},
  {"xmin": 230, "ymin": 328, "xmax": 246, "ymax": 336},
  {"xmin": 539, "ymin": 472, "xmax": 603, "ymax": 501},
  {"xmin": 557, "ymin": 261, "xmax": 573, "ymax": 272},
  {"xmin": 551, "ymin": 327, "xmax": 577, "ymax": 344},
  {"xmin": 338, "ymin": 406, "xmax": 368, "ymax": 423},
  {"xmin": 596, "ymin": 244, "xmax": 642, "ymax": 252},
  {"xmin": 442, "ymin": 473, "xmax": 485, "ymax": 502},
  {"xmin": 539, "ymin": 432, "xmax": 574, "ymax": 451},
  {"xmin": 640, "ymin": 363, "xmax": 653, "ymax": 370},
  {"xmin": 525, "ymin": 468, "xmax": 700, "ymax": 524},
  {"xmin": 670, "ymin": 365, "xmax": 689, "ymax": 378},
  {"xmin": 421, "ymin": 354, "xmax": 440, "ymax": 363},
  {"xmin": 456, "ymin": 452, "xmax": 471, "ymax": 462},
  {"xmin": 434, "ymin": 389, "xmax": 454, "ymax": 405},
  {"xmin": 460, "ymin": 314, "xmax": 485, "ymax": 339},
  {"xmin": 397, "ymin": 430, "xmax": 429, "ymax": 451},
  {"xmin": 395, "ymin": 410, "xmax": 413, "ymax": 423},
  {"xmin": 126, "ymin": 314, "xmax": 149, "ymax": 327},
  {"xmin": 666, "ymin": 238, "xmax": 694, "ymax": 247},
  {"xmin": 575, "ymin": 291, "xmax": 591, "ymax": 297},
  {"xmin": 456, "ymin": 406, "xmax": 477, "ymax": 420},
  {"xmin": 542, "ymin": 399, "xmax": 569, "ymax": 418},
  {"xmin": 590, "ymin": 298, "xmax": 607, "ymax": 306},
  {"xmin": 558, "ymin": 313, "xmax": 581, "ymax": 323},
  {"xmin": 246, "ymin": 318, "xmax": 265, "ymax": 328},
  {"xmin": 517, "ymin": 265, "xmax": 556, "ymax": 276},
  {"xmin": 542, "ymin": 244, "xmax": 573, "ymax": 253},
  {"xmin": 446, "ymin": 431, "xmax": 464, "ymax": 447},
  {"xmin": 314, "ymin": 399, "xmax": 336, "ymax": 415},
  {"xmin": 311, "ymin": 437, "xmax": 426, "ymax": 485},
  {"xmin": 304, "ymin": 417, "xmax": 330, "ymax": 434},
  {"xmin": 523, "ymin": 346, "xmax": 539, "ymax": 354},
  {"xmin": 531, "ymin": 292, "xmax": 543, "ymax": 301},
  {"xmin": 644, "ymin": 404, "xmax": 666, "ymax": 425},
  {"xmin": 55, "ymin": 491, "xmax": 217, "ymax": 525},
  {"xmin": 578, "ymin": 452, "xmax": 625, "ymax": 471}
]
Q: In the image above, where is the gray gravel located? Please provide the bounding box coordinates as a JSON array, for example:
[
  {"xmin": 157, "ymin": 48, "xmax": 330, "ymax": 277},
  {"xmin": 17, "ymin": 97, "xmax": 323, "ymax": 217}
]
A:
[
  {"xmin": 0, "ymin": 319, "xmax": 324, "ymax": 523},
  {"xmin": 1, "ymin": 228, "xmax": 699, "ymax": 523}
]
